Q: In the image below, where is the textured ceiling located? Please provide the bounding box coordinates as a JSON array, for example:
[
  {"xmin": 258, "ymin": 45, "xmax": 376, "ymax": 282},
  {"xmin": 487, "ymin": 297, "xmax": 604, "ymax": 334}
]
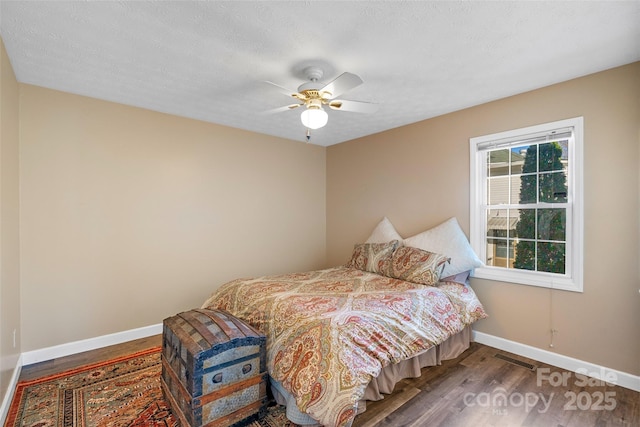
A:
[{"xmin": 1, "ymin": 1, "xmax": 639, "ymax": 146}]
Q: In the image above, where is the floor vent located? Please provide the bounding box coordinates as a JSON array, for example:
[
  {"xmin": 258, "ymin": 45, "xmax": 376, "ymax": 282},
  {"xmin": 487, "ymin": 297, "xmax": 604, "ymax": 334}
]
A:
[{"xmin": 494, "ymin": 353, "xmax": 536, "ymax": 371}]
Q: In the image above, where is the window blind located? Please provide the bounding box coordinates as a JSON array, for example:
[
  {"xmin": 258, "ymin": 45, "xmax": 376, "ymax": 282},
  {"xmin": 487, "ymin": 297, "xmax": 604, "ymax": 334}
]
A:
[{"xmin": 476, "ymin": 127, "xmax": 573, "ymax": 152}]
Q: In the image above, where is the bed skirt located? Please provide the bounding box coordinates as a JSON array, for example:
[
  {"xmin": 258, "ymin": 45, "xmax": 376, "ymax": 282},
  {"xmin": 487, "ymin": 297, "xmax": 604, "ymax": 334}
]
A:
[{"xmin": 270, "ymin": 326, "xmax": 473, "ymax": 425}]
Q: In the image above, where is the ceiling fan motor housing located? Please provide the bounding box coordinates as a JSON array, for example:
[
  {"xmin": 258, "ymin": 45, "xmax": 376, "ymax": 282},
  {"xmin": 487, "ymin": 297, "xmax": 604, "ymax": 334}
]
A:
[{"xmin": 306, "ymin": 98, "xmax": 323, "ymax": 109}]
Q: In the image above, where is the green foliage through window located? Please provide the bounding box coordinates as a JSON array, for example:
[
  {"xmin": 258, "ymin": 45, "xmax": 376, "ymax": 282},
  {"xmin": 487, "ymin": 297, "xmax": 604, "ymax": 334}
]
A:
[{"xmin": 513, "ymin": 142, "xmax": 567, "ymax": 274}]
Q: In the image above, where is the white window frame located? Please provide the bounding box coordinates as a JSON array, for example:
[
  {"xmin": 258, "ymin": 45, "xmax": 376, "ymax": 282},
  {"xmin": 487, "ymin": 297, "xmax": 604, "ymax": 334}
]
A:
[{"xmin": 469, "ymin": 117, "xmax": 584, "ymax": 292}]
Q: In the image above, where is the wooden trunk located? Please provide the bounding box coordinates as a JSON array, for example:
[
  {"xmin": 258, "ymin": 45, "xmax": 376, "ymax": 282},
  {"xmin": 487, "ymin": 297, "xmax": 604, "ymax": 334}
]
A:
[{"xmin": 161, "ymin": 309, "xmax": 267, "ymax": 427}]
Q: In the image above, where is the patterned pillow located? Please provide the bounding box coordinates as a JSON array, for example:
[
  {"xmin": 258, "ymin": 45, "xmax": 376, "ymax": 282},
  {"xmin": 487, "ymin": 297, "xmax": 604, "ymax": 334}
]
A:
[
  {"xmin": 386, "ymin": 246, "xmax": 450, "ymax": 286},
  {"xmin": 348, "ymin": 240, "xmax": 399, "ymax": 274}
]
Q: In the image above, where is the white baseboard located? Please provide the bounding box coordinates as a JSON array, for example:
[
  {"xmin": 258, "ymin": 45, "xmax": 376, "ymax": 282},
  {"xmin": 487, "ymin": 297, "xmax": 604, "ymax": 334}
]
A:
[
  {"xmin": 473, "ymin": 330, "xmax": 640, "ymax": 393},
  {"xmin": 0, "ymin": 354, "xmax": 23, "ymax": 427},
  {"xmin": 21, "ymin": 323, "xmax": 163, "ymax": 366}
]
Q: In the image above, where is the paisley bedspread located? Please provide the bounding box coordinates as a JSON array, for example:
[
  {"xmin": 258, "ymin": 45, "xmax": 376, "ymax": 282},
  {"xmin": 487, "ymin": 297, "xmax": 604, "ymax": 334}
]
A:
[{"xmin": 201, "ymin": 266, "xmax": 486, "ymax": 427}]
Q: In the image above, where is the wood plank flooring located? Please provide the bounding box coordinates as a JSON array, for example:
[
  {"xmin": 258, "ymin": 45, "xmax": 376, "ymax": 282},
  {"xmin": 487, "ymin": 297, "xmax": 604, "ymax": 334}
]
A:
[
  {"xmin": 17, "ymin": 337, "xmax": 639, "ymax": 426},
  {"xmin": 352, "ymin": 342, "xmax": 639, "ymax": 427},
  {"xmin": 17, "ymin": 335, "xmax": 162, "ymax": 382}
]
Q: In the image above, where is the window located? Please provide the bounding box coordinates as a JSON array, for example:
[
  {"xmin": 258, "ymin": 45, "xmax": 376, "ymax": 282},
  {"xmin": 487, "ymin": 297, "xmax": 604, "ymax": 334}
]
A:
[{"xmin": 469, "ymin": 117, "xmax": 583, "ymax": 292}]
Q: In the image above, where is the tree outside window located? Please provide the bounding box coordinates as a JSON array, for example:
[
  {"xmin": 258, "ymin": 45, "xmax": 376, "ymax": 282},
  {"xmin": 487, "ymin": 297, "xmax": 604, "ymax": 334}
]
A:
[{"xmin": 513, "ymin": 141, "xmax": 567, "ymax": 273}]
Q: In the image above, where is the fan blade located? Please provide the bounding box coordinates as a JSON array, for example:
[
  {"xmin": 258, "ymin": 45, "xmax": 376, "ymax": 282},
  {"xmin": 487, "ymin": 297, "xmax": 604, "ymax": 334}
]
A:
[
  {"xmin": 328, "ymin": 99, "xmax": 378, "ymax": 114},
  {"xmin": 261, "ymin": 104, "xmax": 303, "ymax": 114},
  {"xmin": 319, "ymin": 72, "xmax": 363, "ymax": 99},
  {"xmin": 264, "ymin": 81, "xmax": 301, "ymax": 99}
]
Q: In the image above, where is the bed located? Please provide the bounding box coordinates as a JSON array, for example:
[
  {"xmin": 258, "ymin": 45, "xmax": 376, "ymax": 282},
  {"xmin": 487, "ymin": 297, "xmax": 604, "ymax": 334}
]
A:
[{"xmin": 202, "ymin": 220, "xmax": 487, "ymax": 427}]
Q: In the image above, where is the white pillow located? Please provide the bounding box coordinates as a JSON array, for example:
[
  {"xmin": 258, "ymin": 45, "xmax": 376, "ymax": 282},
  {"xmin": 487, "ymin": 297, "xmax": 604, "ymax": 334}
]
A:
[
  {"xmin": 365, "ymin": 217, "xmax": 403, "ymax": 243},
  {"xmin": 403, "ymin": 217, "xmax": 483, "ymax": 277}
]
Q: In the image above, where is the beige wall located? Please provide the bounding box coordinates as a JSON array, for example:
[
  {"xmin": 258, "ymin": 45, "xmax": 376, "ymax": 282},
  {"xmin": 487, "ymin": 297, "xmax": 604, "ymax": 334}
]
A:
[
  {"xmin": 327, "ymin": 63, "xmax": 640, "ymax": 375},
  {"xmin": 19, "ymin": 85, "xmax": 326, "ymax": 351},
  {"xmin": 0, "ymin": 38, "xmax": 21, "ymax": 404}
]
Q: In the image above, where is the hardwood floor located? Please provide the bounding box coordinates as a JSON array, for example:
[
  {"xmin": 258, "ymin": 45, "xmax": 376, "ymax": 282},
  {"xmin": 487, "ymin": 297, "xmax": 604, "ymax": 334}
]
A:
[
  {"xmin": 352, "ymin": 342, "xmax": 639, "ymax": 427},
  {"xmin": 17, "ymin": 337, "xmax": 638, "ymax": 426},
  {"xmin": 17, "ymin": 335, "xmax": 162, "ymax": 382}
]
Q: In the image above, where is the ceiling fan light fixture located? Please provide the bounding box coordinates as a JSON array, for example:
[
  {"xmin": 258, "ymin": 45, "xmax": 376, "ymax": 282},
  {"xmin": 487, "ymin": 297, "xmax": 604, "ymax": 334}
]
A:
[
  {"xmin": 265, "ymin": 68, "xmax": 375, "ymax": 135},
  {"xmin": 300, "ymin": 107, "xmax": 328, "ymax": 129}
]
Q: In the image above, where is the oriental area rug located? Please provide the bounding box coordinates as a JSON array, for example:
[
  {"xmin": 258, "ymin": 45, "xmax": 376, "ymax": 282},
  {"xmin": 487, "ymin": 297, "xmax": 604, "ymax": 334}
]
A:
[{"xmin": 5, "ymin": 347, "xmax": 293, "ymax": 427}]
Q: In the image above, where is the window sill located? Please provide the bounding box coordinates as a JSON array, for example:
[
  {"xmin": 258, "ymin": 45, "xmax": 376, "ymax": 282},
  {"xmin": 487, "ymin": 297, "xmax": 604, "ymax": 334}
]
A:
[{"xmin": 472, "ymin": 266, "xmax": 583, "ymax": 293}]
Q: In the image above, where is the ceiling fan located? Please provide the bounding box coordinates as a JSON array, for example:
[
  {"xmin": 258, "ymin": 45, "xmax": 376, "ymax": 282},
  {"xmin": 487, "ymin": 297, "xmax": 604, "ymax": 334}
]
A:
[{"xmin": 264, "ymin": 66, "xmax": 378, "ymax": 131}]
